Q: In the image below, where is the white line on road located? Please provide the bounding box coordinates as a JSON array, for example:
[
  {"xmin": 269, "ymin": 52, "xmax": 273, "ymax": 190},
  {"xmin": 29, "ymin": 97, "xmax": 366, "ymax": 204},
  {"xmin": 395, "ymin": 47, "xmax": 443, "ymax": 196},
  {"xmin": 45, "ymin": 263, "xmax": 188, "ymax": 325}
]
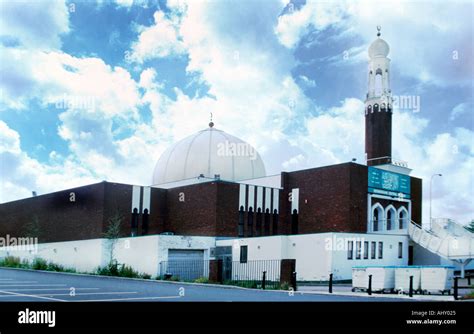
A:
[
  {"xmin": 0, "ymin": 284, "xmax": 67, "ymax": 287},
  {"xmin": 75, "ymin": 295, "xmax": 182, "ymax": 302},
  {"xmin": 0, "ymin": 281, "xmax": 37, "ymax": 283},
  {"xmin": 0, "ymin": 289, "xmax": 66, "ymax": 302},
  {"xmin": 0, "ymin": 291, "xmax": 138, "ymax": 298},
  {"xmin": 0, "ymin": 288, "xmax": 100, "ymax": 292}
]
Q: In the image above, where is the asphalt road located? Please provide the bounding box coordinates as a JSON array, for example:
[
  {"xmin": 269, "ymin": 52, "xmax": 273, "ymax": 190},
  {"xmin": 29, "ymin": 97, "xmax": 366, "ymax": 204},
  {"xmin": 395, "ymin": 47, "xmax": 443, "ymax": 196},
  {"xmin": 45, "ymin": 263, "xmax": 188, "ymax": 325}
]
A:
[{"xmin": 0, "ymin": 268, "xmax": 406, "ymax": 302}]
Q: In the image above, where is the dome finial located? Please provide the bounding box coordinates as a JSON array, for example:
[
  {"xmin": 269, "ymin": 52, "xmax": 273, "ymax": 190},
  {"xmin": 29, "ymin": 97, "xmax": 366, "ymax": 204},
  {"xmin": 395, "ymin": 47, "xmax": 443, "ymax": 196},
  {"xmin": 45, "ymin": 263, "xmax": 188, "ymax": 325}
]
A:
[
  {"xmin": 377, "ymin": 25, "xmax": 381, "ymax": 37},
  {"xmin": 209, "ymin": 112, "xmax": 214, "ymax": 128}
]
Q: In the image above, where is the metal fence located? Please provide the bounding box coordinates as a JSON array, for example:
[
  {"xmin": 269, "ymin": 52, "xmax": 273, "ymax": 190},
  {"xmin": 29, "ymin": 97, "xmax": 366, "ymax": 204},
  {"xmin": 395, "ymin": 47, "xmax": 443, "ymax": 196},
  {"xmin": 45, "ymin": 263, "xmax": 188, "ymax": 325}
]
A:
[
  {"xmin": 222, "ymin": 259, "xmax": 281, "ymax": 289},
  {"xmin": 159, "ymin": 260, "xmax": 210, "ymax": 281},
  {"xmin": 158, "ymin": 259, "xmax": 283, "ymax": 289}
]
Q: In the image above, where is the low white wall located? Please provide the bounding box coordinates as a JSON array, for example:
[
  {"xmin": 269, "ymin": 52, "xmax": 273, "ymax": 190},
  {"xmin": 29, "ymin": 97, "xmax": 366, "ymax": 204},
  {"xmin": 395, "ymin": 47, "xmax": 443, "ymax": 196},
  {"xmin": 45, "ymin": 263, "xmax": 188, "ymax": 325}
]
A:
[
  {"xmin": 0, "ymin": 235, "xmax": 217, "ymax": 277},
  {"xmin": 113, "ymin": 236, "xmax": 160, "ymax": 277},
  {"xmin": 0, "ymin": 239, "xmax": 107, "ymax": 273}
]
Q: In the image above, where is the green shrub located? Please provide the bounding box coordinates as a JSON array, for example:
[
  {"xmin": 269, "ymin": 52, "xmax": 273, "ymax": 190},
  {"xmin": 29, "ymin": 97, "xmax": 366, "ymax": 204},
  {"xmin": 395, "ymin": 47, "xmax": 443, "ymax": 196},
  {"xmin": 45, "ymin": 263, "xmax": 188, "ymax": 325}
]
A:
[
  {"xmin": 96, "ymin": 262, "xmax": 144, "ymax": 279},
  {"xmin": 194, "ymin": 277, "xmax": 210, "ymax": 284},
  {"xmin": 0, "ymin": 256, "xmax": 23, "ymax": 268},
  {"xmin": 140, "ymin": 273, "xmax": 151, "ymax": 279},
  {"xmin": 31, "ymin": 258, "xmax": 48, "ymax": 270},
  {"xmin": 280, "ymin": 281, "xmax": 290, "ymax": 290},
  {"xmin": 46, "ymin": 262, "xmax": 65, "ymax": 272},
  {"xmin": 118, "ymin": 264, "xmax": 139, "ymax": 278}
]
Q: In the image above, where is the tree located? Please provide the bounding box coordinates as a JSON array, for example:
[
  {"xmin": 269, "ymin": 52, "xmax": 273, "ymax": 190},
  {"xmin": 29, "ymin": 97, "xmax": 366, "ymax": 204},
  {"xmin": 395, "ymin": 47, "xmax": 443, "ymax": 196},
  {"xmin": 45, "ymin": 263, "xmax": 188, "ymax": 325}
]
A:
[
  {"xmin": 103, "ymin": 210, "xmax": 124, "ymax": 264},
  {"xmin": 465, "ymin": 220, "xmax": 474, "ymax": 233}
]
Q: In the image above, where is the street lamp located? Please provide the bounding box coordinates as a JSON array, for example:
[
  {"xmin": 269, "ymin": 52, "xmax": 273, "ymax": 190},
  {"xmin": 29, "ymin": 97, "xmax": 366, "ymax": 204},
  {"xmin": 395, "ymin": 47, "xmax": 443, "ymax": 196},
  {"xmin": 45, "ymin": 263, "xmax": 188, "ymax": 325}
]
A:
[{"xmin": 429, "ymin": 173, "xmax": 442, "ymax": 230}]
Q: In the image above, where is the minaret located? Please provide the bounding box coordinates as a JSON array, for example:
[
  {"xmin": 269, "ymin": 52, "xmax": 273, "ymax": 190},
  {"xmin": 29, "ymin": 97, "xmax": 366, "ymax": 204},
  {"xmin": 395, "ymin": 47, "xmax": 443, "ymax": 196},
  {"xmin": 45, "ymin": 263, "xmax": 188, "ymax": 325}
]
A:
[{"xmin": 365, "ymin": 26, "xmax": 392, "ymax": 167}]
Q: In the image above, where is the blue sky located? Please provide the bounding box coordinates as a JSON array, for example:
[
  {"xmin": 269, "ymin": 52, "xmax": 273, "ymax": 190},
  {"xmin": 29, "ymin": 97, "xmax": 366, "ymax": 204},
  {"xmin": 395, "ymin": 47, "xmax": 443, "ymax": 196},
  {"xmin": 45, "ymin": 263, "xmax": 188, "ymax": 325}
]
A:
[{"xmin": 0, "ymin": 0, "xmax": 472, "ymax": 224}]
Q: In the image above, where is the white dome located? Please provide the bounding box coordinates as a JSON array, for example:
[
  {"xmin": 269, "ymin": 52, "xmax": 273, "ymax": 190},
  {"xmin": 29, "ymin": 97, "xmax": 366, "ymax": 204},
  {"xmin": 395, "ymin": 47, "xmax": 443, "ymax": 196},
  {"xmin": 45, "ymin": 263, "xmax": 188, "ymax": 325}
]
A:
[
  {"xmin": 153, "ymin": 125, "xmax": 266, "ymax": 185},
  {"xmin": 368, "ymin": 38, "xmax": 389, "ymax": 58}
]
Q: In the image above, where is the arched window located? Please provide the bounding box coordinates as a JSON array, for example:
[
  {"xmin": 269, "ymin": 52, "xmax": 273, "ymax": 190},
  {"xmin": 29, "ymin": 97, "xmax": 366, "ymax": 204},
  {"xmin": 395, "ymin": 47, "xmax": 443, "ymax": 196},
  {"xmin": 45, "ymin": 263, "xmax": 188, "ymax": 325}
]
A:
[
  {"xmin": 247, "ymin": 208, "xmax": 254, "ymax": 237},
  {"xmin": 264, "ymin": 208, "xmax": 270, "ymax": 236},
  {"xmin": 272, "ymin": 209, "xmax": 278, "ymax": 235},
  {"xmin": 374, "ymin": 69, "xmax": 383, "ymax": 96},
  {"xmin": 291, "ymin": 209, "xmax": 298, "ymax": 234},
  {"xmin": 373, "ymin": 103, "xmax": 379, "ymax": 112},
  {"xmin": 256, "ymin": 208, "xmax": 262, "ymax": 237},
  {"xmin": 372, "ymin": 203, "xmax": 384, "ymax": 232},
  {"xmin": 131, "ymin": 207, "xmax": 139, "ymax": 237},
  {"xmin": 368, "ymin": 105, "xmax": 372, "ymax": 113},
  {"xmin": 398, "ymin": 207, "xmax": 409, "ymax": 229},
  {"xmin": 381, "ymin": 103, "xmax": 386, "ymax": 111},
  {"xmin": 142, "ymin": 208, "xmax": 149, "ymax": 235},
  {"xmin": 385, "ymin": 205, "xmax": 396, "ymax": 231},
  {"xmin": 238, "ymin": 206, "xmax": 245, "ymax": 237}
]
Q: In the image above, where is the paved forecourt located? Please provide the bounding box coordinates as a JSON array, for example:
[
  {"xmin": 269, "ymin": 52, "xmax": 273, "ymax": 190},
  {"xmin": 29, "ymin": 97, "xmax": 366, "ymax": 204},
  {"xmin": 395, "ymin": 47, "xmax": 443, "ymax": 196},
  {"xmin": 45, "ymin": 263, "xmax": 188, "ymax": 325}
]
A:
[{"xmin": 0, "ymin": 268, "xmax": 409, "ymax": 302}]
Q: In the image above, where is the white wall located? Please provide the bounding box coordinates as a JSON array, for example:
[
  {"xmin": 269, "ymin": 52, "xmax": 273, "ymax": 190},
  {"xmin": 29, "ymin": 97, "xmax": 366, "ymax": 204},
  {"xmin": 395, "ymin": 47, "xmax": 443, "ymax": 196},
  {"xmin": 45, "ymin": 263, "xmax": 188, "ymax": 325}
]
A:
[
  {"xmin": 0, "ymin": 239, "xmax": 107, "ymax": 273},
  {"xmin": 113, "ymin": 236, "xmax": 160, "ymax": 277},
  {"xmin": 0, "ymin": 235, "xmax": 217, "ymax": 277},
  {"xmin": 330, "ymin": 233, "xmax": 409, "ymax": 280},
  {"xmin": 217, "ymin": 233, "xmax": 409, "ymax": 281},
  {"xmin": 286, "ymin": 234, "xmax": 333, "ymax": 281}
]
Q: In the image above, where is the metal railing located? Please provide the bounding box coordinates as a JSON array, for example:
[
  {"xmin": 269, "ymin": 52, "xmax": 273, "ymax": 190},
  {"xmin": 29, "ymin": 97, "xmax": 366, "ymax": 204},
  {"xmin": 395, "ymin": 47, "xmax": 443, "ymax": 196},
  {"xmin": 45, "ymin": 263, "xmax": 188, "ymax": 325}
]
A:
[{"xmin": 222, "ymin": 259, "xmax": 281, "ymax": 289}]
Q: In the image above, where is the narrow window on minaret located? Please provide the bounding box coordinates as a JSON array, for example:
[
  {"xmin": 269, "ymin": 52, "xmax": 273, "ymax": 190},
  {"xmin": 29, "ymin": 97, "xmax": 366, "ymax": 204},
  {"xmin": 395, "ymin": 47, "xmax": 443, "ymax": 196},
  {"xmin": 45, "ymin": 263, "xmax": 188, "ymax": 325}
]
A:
[{"xmin": 374, "ymin": 70, "xmax": 383, "ymax": 96}]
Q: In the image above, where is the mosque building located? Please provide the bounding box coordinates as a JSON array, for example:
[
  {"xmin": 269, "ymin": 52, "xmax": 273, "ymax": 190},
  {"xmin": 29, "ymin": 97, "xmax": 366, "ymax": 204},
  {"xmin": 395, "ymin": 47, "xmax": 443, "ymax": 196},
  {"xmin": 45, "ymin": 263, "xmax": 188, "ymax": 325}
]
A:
[{"xmin": 1, "ymin": 28, "xmax": 471, "ymax": 281}]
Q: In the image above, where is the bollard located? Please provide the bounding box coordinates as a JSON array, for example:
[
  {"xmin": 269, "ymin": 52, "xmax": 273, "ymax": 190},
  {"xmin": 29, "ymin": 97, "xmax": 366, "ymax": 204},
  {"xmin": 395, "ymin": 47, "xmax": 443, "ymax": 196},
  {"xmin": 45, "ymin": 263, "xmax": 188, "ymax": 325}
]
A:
[
  {"xmin": 453, "ymin": 277, "xmax": 458, "ymax": 301},
  {"xmin": 409, "ymin": 275, "xmax": 413, "ymax": 297},
  {"xmin": 329, "ymin": 273, "xmax": 333, "ymax": 293},
  {"xmin": 368, "ymin": 274, "xmax": 372, "ymax": 296},
  {"xmin": 262, "ymin": 271, "xmax": 266, "ymax": 290},
  {"xmin": 291, "ymin": 271, "xmax": 297, "ymax": 292}
]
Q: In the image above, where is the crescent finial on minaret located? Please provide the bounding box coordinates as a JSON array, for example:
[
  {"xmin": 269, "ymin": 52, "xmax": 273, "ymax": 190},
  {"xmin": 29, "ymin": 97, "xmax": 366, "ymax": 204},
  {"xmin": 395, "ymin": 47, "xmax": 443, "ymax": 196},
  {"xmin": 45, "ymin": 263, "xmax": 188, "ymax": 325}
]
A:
[
  {"xmin": 209, "ymin": 112, "xmax": 214, "ymax": 128},
  {"xmin": 377, "ymin": 25, "xmax": 381, "ymax": 37}
]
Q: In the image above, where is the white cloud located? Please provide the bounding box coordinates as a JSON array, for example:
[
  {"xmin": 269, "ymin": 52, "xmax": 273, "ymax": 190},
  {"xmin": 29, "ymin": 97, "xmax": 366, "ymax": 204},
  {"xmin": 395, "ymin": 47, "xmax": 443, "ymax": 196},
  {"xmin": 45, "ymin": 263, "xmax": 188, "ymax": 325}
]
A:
[
  {"xmin": 0, "ymin": 48, "xmax": 141, "ymax": 117},
  {"xmin": 275, "ymin": 0, "xmax": 473, "ymax": 86},
  {"xmin": 450, "ymin": 102, "xmax": 471, "ymax": 121},
  {"xmin": 1, "ymin": 0, "xmax": 472, "ymax": 227},
  {"xmin": 0, "ymin": 0, "xmax": 70, "ymax": 50},
  {"xmin": 275, "ymin": 1, "xmax": 346, "ymax": 48},
  {"xmin": 115, "ymin": 0, "xmax": 134, "ymax": 7},
  {"xmin": 0, "ymin": 121, "xmax": 98, "ymax": 203},
  {"xmin": 129, "ymin": 11, "xmax": 186, "ymax": 62}
]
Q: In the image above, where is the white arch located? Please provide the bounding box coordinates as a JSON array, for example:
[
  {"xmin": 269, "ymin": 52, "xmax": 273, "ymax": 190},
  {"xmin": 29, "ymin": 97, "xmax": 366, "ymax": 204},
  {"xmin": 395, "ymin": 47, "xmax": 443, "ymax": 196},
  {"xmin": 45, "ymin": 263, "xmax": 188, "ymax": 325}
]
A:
[
  {"xmin": 371, "ymin": 203, "xmax": 384, "ymax": 232},
  {"xmin": 397, "ymin": 206, "xmax": 409, "ymax": 229},
  {"xmin": 385, "ymin": 205, "xmax": 397, "ymax": 231}
]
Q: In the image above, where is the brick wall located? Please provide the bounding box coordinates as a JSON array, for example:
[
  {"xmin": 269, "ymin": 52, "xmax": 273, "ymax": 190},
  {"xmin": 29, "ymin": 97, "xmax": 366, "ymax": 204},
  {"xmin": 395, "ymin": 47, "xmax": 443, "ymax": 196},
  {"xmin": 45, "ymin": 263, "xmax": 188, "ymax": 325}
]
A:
[
  {"xmin": 281, "ymin": 163, "xmax": 368, "ymax": 234},
  {"xmin": 0, "ymin": 182, "xmax": 106, "ymax": 243},
  {"xmin": 365, "ymin": 110, "xmax": 392, "ymax": 166},
  {"xmin": 0, "ymin": 167, "xmax": 423, "ymax": 243}
]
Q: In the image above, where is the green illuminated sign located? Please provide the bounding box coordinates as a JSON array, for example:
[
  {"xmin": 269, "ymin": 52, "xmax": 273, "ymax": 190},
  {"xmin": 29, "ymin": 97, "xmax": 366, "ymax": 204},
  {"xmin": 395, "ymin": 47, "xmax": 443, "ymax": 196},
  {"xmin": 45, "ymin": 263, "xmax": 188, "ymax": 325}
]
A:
[{"xmin": 368, "ymin": 167, "xmax": 410, "ymax": 198}]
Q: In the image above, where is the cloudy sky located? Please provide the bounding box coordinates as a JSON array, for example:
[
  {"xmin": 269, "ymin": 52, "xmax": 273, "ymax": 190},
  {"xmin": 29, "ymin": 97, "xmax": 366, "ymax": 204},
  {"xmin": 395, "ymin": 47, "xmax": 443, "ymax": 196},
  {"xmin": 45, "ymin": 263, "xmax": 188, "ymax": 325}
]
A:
[{"xmin": 0, "ymin": 0, "xmax": 472, "ymax": 225}]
